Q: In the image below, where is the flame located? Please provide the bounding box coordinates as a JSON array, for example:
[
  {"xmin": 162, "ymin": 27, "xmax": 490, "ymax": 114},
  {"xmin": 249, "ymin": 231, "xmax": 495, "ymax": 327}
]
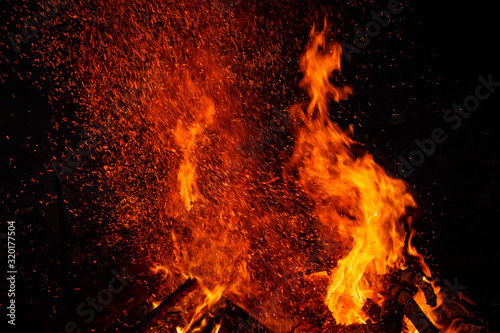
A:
[
  {"xmin": 175, "ymin": 76, "xmax": 215, "ymax": 211},
  {"xmin": 177, "ymin": 285, "xmax": 225, "ymax": 333},
  {"xmin": 406, "ymin": 228, "xmax": 476, "ymax": 333},
  {"xmin": 47, "ymin": 0, "xmax": 453, "ymax": 327},
  {"xmin": 291, "ymin": 23, "xmax": 416, "ymax": 325},
  {"xmin": 152, "ymin": 301, "xmax": 161, "ymax": 309},
  {"xmin": 211, "ymin": 323, "xmax": 222, "ymax": 333}
]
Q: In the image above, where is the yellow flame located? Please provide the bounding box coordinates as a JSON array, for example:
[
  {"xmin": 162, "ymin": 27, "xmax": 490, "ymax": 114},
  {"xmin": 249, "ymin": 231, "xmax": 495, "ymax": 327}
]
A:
[
  {"xmin": 177, "ymin": 284, "xmax": 225, "ymax": 333},
  {"xmin": 211, "ymin": 323, "xmax": 222, "ymax": 333},
  {"xmin": 175, "ymin": 74, "xmax": 215, "ymax": 211},
  {"xmin": 291, "ymin": 23, "xmax": 416, "ymax": 324}
]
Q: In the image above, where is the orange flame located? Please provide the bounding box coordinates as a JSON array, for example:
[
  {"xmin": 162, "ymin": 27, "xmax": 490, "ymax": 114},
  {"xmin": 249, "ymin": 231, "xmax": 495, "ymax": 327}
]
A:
[
  {"xmin": 177, "ymin": 284, "xmax": 225, "ymax": 333},
  {"xmin": 175, "ymin": 90, "xmax": 215, "ymax": 211},
  {"xmin": 63, "ymin": 0, "xmax": 450, "ymax": 327},
  {"xmin": 291, "ymin": 23, "xmax": 416, "ymax": 325}
]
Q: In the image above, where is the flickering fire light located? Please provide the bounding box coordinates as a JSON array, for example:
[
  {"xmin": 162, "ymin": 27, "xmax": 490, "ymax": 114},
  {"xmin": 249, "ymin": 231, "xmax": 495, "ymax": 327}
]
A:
[
  {"xmin": 6, "ymin": 0, "xmax": 493, "ymax": 332},
  {"xmin": 127, "ymin": 22, "xmax": 479, "ymax": 333}
]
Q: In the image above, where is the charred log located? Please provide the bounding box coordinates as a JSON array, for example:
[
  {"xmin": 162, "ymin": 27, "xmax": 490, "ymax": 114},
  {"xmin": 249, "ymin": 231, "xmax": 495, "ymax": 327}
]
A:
[
  {"xmin": 448, "ymin": 320, "xmax": 486, "ymax": 333},
  {"xmin": 183, "ymin": 298, "xmax": 274, "ymax": 333},
  {"xmin": 394, "ymin": 269, "xmax": 437, "ymax": 307},
  {"xmin": 130, "ymin": 277, "xmax": 199, "ymax": 333},
  {"xmin": 395, "ymin": 288, "xmax": 438, "ymax": 333},
  {"xmin": 363, "ymin": 298, "xmax": 382, "ymax": 323},
  {"xmin": 380, "ymin": 299, "xmax": 404, "ymax": 333}
]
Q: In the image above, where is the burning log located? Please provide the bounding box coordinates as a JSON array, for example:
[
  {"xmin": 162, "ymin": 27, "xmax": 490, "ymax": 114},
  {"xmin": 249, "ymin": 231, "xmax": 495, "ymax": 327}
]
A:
[
  {"xmin": 393, "ymin": 269, "xmax": 437, "ymax": 307},
  {"xmin": 385, "ymin": 282, "xmax": 438, "ymax": 333},
  {"xmin": 363, "ymin": 298, "xmax": 381, "ymax": 323},
  {"xmin": 378, "ymin": 267, "xmax": 489, "ymax": 333},
  {"xmin": 130, "ymin": 277, "xmax": 199, "ymax": 333},
  {"xmin": 448, "ymin": 320, "xmax": 486, "ymax": 333},
  {"xmin": 396, "ymin": 288, "xmax": 438, "ymax": 333},
  {"xmin": 185, "ymin": 298, "xmax": 274, "ymax": 333},
  {"xmin": 363, "ymin": 298, "xmax": 383, "ymax": 332},
  {"xmin": 222, "ymin": 299, "xmax": 274, "ymax": 333},
  {"xmin": 371, "ymin": 269, "xmax": 439, "ymax": 333}
]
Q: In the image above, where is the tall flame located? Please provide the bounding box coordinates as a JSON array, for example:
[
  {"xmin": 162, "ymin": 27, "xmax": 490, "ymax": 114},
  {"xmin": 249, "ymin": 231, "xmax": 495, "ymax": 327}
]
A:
[
  {"xmin": 59, "ymin": 0, "xmax": 443, "ymax": 327},
  {"xmin": 290, "ymin": 23, "xmax": 416, "ymax": 324}
]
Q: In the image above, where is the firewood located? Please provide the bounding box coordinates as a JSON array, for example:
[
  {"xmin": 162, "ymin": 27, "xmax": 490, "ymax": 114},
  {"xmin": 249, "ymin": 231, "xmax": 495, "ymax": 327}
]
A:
[
  {"xmin": 390, "ymin": 269, "xmax": 437, "ymax": 307},
  {"xmin": 130, "ymin": 277, "xmax": 199, "ymax": 333},
  {"xmin": 394, "ymin": 288, "xmax": 438, "ymax": 333},
  {"xmin": 404, "ymin": 270, "xmax": 436, "ymax": 307},
  {"xmin": 449, "ymin": 320, "xmax": 486, "ymax": 333},
  {"xmin": 363, "ymin": 298, "xmax": 382, "ymax": 322},
  {"xmin": 380, "ymin": 298, "xmax": 404, "ymax": 333}
]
